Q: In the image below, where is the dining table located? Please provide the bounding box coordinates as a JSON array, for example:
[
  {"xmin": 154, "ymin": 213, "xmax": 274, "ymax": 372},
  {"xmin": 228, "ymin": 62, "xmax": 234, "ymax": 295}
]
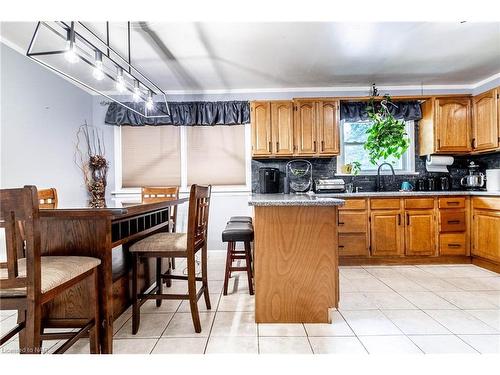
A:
[{"xmin": 38, "ymin": 196, "xmax": 188, "ymax": 354}]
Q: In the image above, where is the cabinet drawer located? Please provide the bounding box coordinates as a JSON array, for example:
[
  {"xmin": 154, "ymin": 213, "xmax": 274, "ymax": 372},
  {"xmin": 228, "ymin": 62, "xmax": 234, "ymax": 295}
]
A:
[
  {"xmin": 339, "ymin": 234, "xmax": 368, "ymax": 256},
  {"xmin": 439, "ymin": 233, "xmax": 467, "ymax": 255},
  {"xmin": 338, "ymin": 198, "xmax": 366, "ymax": 210},
  {"xmin": 438, "ymin": 197, "xmax": 465, "ymax": 209},
  {"xmin": 473, "ymin": 197, "xmax": 500, "ymax": 210},
  {"xmin": 439, "ymin": 211, "xmax": 466, "ymax": 232},
  {"xmin": 405, "ymin": 198, "xmax": 434, "ymax": 209},
  {"xmin": 371, "ymin": 198, "xmax": 400, "ymax": 210},
  {"xmin": 338, "ymin": 211, "xmax": 367, "ymax": 233}
]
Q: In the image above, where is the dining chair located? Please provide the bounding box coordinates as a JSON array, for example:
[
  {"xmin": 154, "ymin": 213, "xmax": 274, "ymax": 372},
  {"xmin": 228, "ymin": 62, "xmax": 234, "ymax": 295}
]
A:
[
  {"xmin": 129, "ymin": 184, "xmax": 211, "ymax": 333},
  {"xmin": 0, "ymin": 186, "xmax": 101, "ymax": 354},
  {"xmin": 37, "ymin": 188, "xmax": 58, "ymax": 209}
]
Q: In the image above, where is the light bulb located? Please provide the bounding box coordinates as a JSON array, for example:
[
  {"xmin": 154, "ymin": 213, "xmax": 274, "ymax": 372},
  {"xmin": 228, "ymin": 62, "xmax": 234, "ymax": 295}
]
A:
[
  {"xmin": 146, "ymin": 91, "xmax": 154, "ymax": 110},
  {"xmin": 64, "ymin": 40, "xmax": 79, "ymax": 64},
  {"xmin": 133, "ymin": 80, "xmax": 141, "ymax": 102},
  {"xmin": 92, "ymin": 51, "xmax": 104, "ymax": 81},
  {"xmin": 115, "ymin": 69, "xmax": 126, "ymax": 92}
]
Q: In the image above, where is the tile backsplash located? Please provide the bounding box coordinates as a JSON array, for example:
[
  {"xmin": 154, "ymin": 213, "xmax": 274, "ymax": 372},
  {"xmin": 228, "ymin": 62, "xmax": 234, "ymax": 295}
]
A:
[{"xmin": 251, "ymin": 122, "xmax": 500, "ymax": 193}]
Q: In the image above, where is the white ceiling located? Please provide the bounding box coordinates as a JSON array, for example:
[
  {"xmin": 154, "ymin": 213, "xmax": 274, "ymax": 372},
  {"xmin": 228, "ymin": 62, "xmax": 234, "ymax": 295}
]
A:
[{"xmin": 1, "ymin": 21, "xmax": 500, "ymax": 91}]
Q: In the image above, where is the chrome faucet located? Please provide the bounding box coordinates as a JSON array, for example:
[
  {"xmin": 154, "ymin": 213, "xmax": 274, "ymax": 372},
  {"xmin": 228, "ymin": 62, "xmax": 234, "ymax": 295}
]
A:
[{"xmin": 376, "ymin": 162, "xmax": 396, "ymax": 192}]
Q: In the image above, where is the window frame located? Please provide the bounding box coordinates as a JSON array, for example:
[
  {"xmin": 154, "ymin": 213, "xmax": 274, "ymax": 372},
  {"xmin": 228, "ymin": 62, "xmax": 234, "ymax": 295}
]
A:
[
  {"xmin": 336, "ymin": 120, "xmax": 417, "ymax": 176},
  {"xmin": 113, "ymin": 125, "xmax": 252, "ymax": 195}
]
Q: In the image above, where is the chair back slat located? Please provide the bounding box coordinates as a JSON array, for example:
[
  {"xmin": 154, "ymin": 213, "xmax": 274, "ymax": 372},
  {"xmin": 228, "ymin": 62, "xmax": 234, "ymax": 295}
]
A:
[
  {"xmin": 0, "ymin": 186, "xmax": 41, "ymax": 296},
  {"xmin": 186, "ymin": 185, "xmax": 211, "ymax": 252},
  {"xmin": 38, "ymin": 188, "xmax": 58, "ymax": 209},
  {"xmin": 142, "ymin": 186, "xmax": 180, "ymax": 231}
]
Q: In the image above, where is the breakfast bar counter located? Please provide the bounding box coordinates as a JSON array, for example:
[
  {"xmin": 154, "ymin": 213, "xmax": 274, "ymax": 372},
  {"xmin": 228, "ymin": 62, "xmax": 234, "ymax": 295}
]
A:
[{"xmin": 249, "ymin": 194, "xmax": 344, "ymax": 323}]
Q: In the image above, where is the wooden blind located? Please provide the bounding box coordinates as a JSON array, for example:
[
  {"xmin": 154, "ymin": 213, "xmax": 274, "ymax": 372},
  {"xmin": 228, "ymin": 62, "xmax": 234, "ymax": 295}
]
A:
[
  {"xmin": 186, "ymin": 125, "xmax": 246, "ymax": 186},
  {"xmin": 121, "ymin": 126, "xmax": 181, "ymax": 187}
]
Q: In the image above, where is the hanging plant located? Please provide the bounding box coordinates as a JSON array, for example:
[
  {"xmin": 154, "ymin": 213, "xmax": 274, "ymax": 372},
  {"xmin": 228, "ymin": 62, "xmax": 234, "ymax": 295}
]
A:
[{"xmin": 364, "ymin": 95, "xmax": 410, "ymax": 166}]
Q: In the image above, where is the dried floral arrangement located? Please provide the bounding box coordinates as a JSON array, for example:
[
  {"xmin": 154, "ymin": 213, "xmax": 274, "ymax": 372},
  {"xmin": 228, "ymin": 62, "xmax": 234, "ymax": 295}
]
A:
[{"xmin": 75, "ymin": 122, "xmax": 109, "ymax": 208}]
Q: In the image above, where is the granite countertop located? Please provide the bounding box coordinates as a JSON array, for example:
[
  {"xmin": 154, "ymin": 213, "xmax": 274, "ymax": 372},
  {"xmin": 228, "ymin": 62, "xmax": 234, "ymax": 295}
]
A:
[
  {"xmin": 249, "ymin": 193, "xmax": 345, "ymax": 206},
  {"xmin": 309, "ymin": 190, "xmax": 500, "ymax": 198}
]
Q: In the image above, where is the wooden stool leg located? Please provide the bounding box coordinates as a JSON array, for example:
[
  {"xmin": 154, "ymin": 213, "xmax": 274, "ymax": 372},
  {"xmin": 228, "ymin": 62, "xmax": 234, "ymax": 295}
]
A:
[
  {"xmin": 23, "ymin": 301, "xmax": 42, "ymax": 354},
  {"xmin": 156, "ymin": 257, "xmax": 163, "ymax": 307},
  {"xmin": 187, "ymin": 256, "xmax": 201, "ymax": 333},
  {"xmin": 165, "ymin": 263, "xmax": 172, "ymax": 288},
  {"xmin": 17, "ymin": 310, "xmax": 27, "ymax": 353},
  {"xmin": 171, "ymin": 257, "xmax": 176, "ymax": 270},
  {"xmin": 244, "ymin": 241, "xmax": 254, "ymax": 295},
  {"xmin": 223, "ymin": 241, "xmax": 233, "ymax": 296},
  {"xmin": 89, "ymin": 269, "xmax": 100, "ymax": 354},
  {"xmin": 201, "ymin": 244, "xmax": 211, "ymax": 310},
  {"xmin": 132, "ymin": 253, "xmax": 140, "ymax": 335}
]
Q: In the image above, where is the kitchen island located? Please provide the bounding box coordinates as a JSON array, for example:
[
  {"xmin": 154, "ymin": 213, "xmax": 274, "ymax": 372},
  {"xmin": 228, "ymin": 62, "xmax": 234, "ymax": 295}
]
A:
[{"xmin": 248, "ymin": 194, "xmax": 345, "ymax": 323}]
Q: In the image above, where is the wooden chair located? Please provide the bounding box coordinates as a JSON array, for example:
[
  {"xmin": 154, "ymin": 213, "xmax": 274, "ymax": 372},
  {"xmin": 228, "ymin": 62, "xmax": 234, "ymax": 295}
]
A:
[
  {"xmin": 141, "ymin": 186, "xmax": 180, "ymax": 271},
  {"xmin": 0, "ymin": 186, "xmax": 101, "ymax": 354},
  {"xmin": 130, "ymin": 184, "xmax": 211, "ymax": 333},
  {"xmin": 38, "ymin": 188, "xmax": 58, "ymax": 209}
]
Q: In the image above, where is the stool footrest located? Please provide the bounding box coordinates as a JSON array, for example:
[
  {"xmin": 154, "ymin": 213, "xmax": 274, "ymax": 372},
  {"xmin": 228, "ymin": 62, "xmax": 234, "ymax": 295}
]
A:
[{"xmin": 229, "ymin": 267, "xmax": 248, "ymax": 272}]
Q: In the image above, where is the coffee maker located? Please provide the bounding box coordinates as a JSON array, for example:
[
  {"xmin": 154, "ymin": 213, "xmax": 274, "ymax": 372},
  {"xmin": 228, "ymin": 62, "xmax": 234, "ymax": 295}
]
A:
[
  {"xmin": 259, "ymin": 167, "xmax": 280, "ymax": 193},
  {"xmin": 460, "ymin": 162, "xmax": 486, "ymax": 190}
]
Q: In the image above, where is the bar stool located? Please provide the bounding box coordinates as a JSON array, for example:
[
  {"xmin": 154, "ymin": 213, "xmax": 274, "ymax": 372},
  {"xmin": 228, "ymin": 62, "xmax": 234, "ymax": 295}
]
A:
[
  {"xmin": 228, "ymin": 216, "xmax": 252, "ymax": 224},
  {"xmin": 222, "ymin": 221, "xmax": 254, "ymax": 295}
]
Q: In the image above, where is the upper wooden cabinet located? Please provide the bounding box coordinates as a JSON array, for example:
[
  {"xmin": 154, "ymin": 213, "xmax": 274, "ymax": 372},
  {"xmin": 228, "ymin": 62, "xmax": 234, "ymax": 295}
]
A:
[
  {"xmin": 472, "ymin": 88, "xmax": 499, "ymax": 152},
  {"xmin": 251, "ymin": 99, "xmax": 340, "ymax": 158},
  {"xmin": 419, "ymin": 96, "xmax": 472, "ymax": 155},
  {"xmin": 251, "ymin": 101, "xmax": 272, "ymax": 156}
]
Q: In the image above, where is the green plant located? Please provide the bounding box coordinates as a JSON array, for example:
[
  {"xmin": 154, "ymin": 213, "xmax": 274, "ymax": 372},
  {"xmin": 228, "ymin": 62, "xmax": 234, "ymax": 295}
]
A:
[
  {"xmin": 364, "ymin": 95, "xmax": 410, "ymax": 166},
  {"xmin": 351, "ymin": 161, "xmax": 361, "ymax": 176}
]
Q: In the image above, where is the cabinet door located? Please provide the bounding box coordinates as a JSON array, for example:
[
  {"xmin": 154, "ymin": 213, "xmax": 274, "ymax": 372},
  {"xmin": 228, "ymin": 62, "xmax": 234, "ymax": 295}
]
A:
[
  {"xmin": 294, "ymin": 100, "xmax": 317, "ymax": 155},
  {"xmin": 317, "ymin": 100, "xmax": 339, "ymax": 155},
  {"xmin": 472, "ymin": 89, "xmax": 498, "ymax": 151},
  {"xmin": 271, "ymin": 101, "xmax": 294, "ymax": 156},
  {"xmin": 435, "ymin": 98, "xmax": 472, "ymax": 153},
  {"xmin": 251, "ymin": 101, "xmax": 272, "ymax": 156},
  {"xmin": 472, "ymin": 209, "xmax": 500, "ymax": 262},
  {"xmin": 370, "ymin": 210, "xmax": 403, "ymax": 256},
  {"xmin": 405, "ymin": 210, "xmax": 436, "ymax": 256}
]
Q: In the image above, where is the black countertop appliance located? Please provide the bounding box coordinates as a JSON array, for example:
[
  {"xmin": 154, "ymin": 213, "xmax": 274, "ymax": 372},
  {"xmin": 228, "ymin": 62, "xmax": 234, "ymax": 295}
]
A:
[{"xmin": 259, "ymin": 167, "xmax": 280, "ymax": 193}]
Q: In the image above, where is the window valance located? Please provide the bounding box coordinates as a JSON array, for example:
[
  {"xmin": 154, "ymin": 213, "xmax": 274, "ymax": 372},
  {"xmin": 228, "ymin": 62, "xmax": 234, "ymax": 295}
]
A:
[{"xmin": 340, "ymin": 101, "xmax": 422, "ymax": 122}]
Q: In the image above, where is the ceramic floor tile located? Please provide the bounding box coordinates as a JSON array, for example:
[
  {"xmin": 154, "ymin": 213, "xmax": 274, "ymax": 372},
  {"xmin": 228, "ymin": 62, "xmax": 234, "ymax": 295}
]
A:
[
  {"xmin": 382, "ymin": 309, "xmax": 450, "ymax": 334},
  {"xmin": 113, "ymin": 310, "xmax": 132, "ymax": 334},
  {"xmin": 223, "ymin": 276, "xmax": 252, "ymax": 294},
  {"xmin": 112, "ymin": 338, "xmax": 158, "ymax": 354},
  {"xmin": 178, "ymin": 294, "xmax": 220, "ymax": 313},
  {"xmin": 309, "ymin": 337, "xmax": 367, "ymax": 354},
  {"xmin": 0, "ymin": 316, "xmax": 17, "ymax": 336},
  {"xmin": 359, "ymin": 335, "xmax": 423, "ymax": 354},
  {"xmin": 394, "ymin": 267, "xmax": 433, "ymax": 279},
  {"xmin": 339, "ymin": 292, "xmax": 378, "ymax": 310},
  {"xmin": 259, "ymin": 337, "xmax": 312, "ymax": 354},
  {"xmin": 476, "ymin": 291, "xmax": 500, "ymax": 307},
  {"xmin": 210, "ymin": 311, "xmax": 257, "ymax": 337},
  {"xmin": 162, "ymin": 312, "xmax": 215, "ymax": 338},
  {"xmin": 410, "ymin": 277, "xmax": 462, "ymax": 292},
  {"xmin": 259, "ymin": 323, "xmax": 306, "ymax": 337},
  {"xmin": 1, "ymin": 339, "xmax": 20, "ymax": 354},
  {"xmin": 339, "ymin": 278, "xmax": 357, "ymax": 292},
  {"xmin": 0, "ymin": 311, "xmax": 16, "ymax": 322},
  {"xmin": 304, "ymin": 311, "xmax": 354, "ymax": 337},
  {"xmin": 399, "ymin": 291, "xmax": 458, "ymax": 309},
  {"xmin": 341, "ymin": 310, "xmax": 402, "ymax": 336},
  {"xmin": 141, "ymin": 299, "xmax": 182, "ymax": 313},
  {"xmin": 444, "ymin": 277, "xmax": 500, "ymax": 291},
  {"xmin": 408, "ymin": 335, "xmax": 478, "ymax": 354},
  {"xmin": 217, "ymin": 293, "xmax": 254, "ymax": 312},
  {"xmin": 365, "ymin": 267, "xmax": 402, "ymax": 278},
  {"xmin": 435, "ymin": 291, "xmax": 499, "ymax": 309},
  {"xmin": 458, "ymin": 335, "xmax": 500, "ymax": 354},
  {"xmin": 349, "ymin": 278, "xmax": 392, "ymax": 292},
  {"xmin": 64, "ymin": 339, "xmax": 90, "ymax": 354},
  {"xmin": 340, "ymin": 268, "xmax": 376, "ymax": 280},
  {"xmin": 418, "ymin": 266, "xmax": 474, "ymax": 278},
  {"xmin": 206, "ymin": 336, "xmax": 258, "ymax": 354},
  {"xmin": 115, "ymin": 312, "xmax": 174, "ymax": 338},
  {"xmin": 152, "ymin": 337, "xmax": 207, "ymax": 354},
  {"xmin": 464, "ymin": 309, "xmax": 500, "ymax": 330},
  {"xmin": 424, "ymin": 309, "xmax": 499, "ymax": 334},
  {"xmin": 379, "ymin": 277, "xmax": 428, "ymax": 292},
  {"xmin": 364, "ymin": 292, "xmax": 416, "ymax": 309}
]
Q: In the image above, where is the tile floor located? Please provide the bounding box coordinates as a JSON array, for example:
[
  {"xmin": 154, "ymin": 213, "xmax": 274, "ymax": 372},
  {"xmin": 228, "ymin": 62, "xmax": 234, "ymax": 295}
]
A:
[{"xmin": 1, "ymin": 252, "xmax": 500, "ymax": 354}]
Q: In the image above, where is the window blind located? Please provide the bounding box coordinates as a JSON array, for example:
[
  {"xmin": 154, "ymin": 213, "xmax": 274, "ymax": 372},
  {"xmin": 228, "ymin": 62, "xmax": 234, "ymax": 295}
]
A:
[
  {"xmin": 186, "ymin": 125, "xmax": 246, "ymax": 186},
  {"xmin": 121, "ymin": 126, "xmax": 181, "ymax": 187}
]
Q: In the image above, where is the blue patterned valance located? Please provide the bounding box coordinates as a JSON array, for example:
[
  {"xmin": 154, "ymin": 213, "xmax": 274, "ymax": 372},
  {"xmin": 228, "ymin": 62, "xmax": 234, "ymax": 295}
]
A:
[{"xmin": 340, "ymin": 101, "xmax": 422, "ymax": 122}]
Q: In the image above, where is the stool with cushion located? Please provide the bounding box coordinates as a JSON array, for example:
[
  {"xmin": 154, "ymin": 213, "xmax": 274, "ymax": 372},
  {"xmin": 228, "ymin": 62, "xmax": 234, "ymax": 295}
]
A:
[
  {"xmin": 228, "ymin": 216, "xmax": 253, "ymax": 224},
  {"xmin": 222, "ymin": 221, "xmax": 254, "ymax": 295},
  {"xmin": 129, "ymin": 184, "xmax": 211, "ymax": 334},
  {"xmin": 0, "ymin": 186, "xmax": 101, "ymax": 354}
]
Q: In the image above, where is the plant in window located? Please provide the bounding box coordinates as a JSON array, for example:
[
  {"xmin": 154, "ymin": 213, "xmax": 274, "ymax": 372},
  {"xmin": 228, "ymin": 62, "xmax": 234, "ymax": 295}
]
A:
[
  {"xmin": 364, "ymin": 95, "xmax": 410, "ymax": 166},
  {"xmin": 351, "ymin": 161, "xmax": 361, "ymax": 176}
]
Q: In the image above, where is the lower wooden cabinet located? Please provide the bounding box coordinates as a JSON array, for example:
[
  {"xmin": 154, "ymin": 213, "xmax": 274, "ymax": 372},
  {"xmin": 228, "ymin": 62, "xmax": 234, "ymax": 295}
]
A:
[
  {"xmin": 472, "ymin": 204, "xmax": 500, "ymax": 263},
  {"xmin": 404, "ymin": 209, "xmax": 436, "ymax": 256},
  {"xmin": 370, "ymin": 210, "xmax": 404, "ymax": 256},
  {"xmin": 440, "ymin": 233, "xmax": 467, "ymax": 255},
  {"xmin": 339, "ymin": 234, "xmax": 368, "ymax": 256}
]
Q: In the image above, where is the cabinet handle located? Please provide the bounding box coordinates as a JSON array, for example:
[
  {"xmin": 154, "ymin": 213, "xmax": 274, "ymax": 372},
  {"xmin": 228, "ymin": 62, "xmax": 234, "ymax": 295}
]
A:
[
  {"xmin": 447, "ymin": 220, "xmax": 460, "ymax": 224},
  {"xmin": 313, "ymin": 141, "xmax": 317, "ymax": 152},
  {"xmin": 268, "ymin": 141, "xmax": 272, "ymax": 153},
  {"xmin": 447, "ymin": 201, "xmax": 459, "ymax": 205},
  {"xmin": 338, "ymin": 245, "xmax": 344, "ymax": 248},
  {"xmin": 437, "ymin": 139, "xmax": 441, "ymax": 149},
  {"xmin": 472, "ymin": 138, "xmax": 476, "ymax": 149},
  {"xmin": 406, "ymin": 213, "xmax": 410, "ymax": 226},
  {"xmin": 398, "ymin": 214, "xmax": 401, "ymax": 226},
  {"xmin": 448, "ymin": 243, "xmax": 461, "ymax": 247},
  {"xmin": 276, "ymin": 142, "xmax": 279, "ymax": 151},
  {"xmin": 321, "ymin": 140, "xmax": 324, "ymax": 151}
]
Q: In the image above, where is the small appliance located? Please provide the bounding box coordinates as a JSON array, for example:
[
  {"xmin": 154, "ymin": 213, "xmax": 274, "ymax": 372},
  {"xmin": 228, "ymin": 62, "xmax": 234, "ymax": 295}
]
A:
[
  {"xmin": 400, "ymin": 181, "xmax": 413, "ymax": 191},
  {"xmin": 285, "ymin": 160, "xmax": 313, "ymax": 193},
  {"xmin": 315, "ymin": 179, "xmax": 346, "ymax": 193},
  {"xmin": 460, "ymin": 161, "xmax": 486, "ymax": 190},
  {"xmin": 259, "ymin": 167, "xmax": 280, "ymax": 194},
  {"xmin": 440, "ymin": 176, "xmax": 451, "ymax": 191},
  {"xmin": 486, "ymin": 169, "xmax": 500, "ymax": 191}
]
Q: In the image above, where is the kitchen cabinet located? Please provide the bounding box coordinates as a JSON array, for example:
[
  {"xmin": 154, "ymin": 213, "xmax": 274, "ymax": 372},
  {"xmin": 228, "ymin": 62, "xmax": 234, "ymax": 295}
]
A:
[
  {"xmin": 419, "ymin": 96, "xmax": 472, "ymax": 155},
  {"xmin": 293, "ymin": 99, "xmax": 317, "ymax": 155},
  {"xmin": 472, "ymin": 88, "xmax": 499, "ymax": 152},
  {"xmin": 370, "ymin": 210, "xmax": 404, "ymax": 256},
  {"xmin": 438, "ymin": 196, "xmax": 469, "ymax": 256},
  {"xmin": 472, "ymin": 197, "xmax": 500, "ymax": 263},
  {"xmin": 251, "ymin": 101, "xmax": 272, "ymax": 156},
  {"xmin": 271, "ymin": 101, "xmax": 294, "ymax": 156},
  {"xmin": 317, "ymin": 100, "xmax": 340, "ymax": 155},
  {"xmin": 405, "ymin": 210, "xmax": 436, "ymax": 256},
  {"xmin": 338, "ymin": 198, "xmax": 369, "ymax": 256}
]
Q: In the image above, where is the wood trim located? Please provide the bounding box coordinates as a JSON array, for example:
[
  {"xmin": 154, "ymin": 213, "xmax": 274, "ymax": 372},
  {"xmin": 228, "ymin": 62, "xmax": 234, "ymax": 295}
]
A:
[{"xmin": 340, "ymin": 255, "xmax": 471, "ymax": 266}]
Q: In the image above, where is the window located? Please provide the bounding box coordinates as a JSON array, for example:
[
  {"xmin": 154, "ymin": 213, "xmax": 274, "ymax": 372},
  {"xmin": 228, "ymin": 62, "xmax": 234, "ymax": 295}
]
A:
[
  {"xmin": 187, "ymin": 126, "xmax": 246, "ymax": 186},
  {"xmin": 121, "ymin": 126, "xmax": 181, "ymax": 187},
  {"xmin": 337, "ymin": 120, "xmax": 415, "ymax": 174}
]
